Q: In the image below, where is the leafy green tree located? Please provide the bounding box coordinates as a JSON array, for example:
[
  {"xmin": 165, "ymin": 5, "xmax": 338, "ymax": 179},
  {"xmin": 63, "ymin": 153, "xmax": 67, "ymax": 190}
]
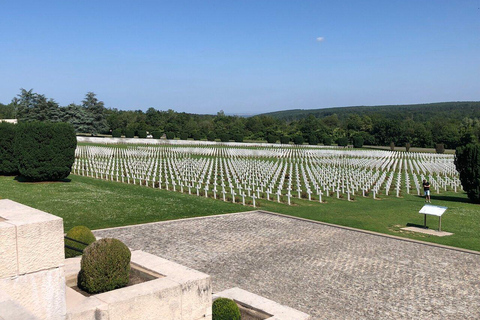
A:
[
  {"xmin": 455, "ymin": 143, "xmax": 480, "ymax": 203},
  {"xmin": 323, "ymin": 136, "xmax": 333, "ymax": 146},
  {"xmin": 152, "ymin": 131, "xmax": 162, "ymax": 139},
  {"xmin": 207, "ymin": 132, "xmax": 216, "ymax": 141},
  {"xmin": 293, "ymin": 135, "xmax": 304, "ymax": 145},
  {"xmin": 308, "ymin": 134, "xmax": 318, "ymax": 145},
  {"xmin": 267, "ymin": 134, "xmax": 279, "ymax": 144},
  {"xmin": 61, "ymin": 104, "xmax": 93, "ymax": 133},
  {"xmin": 0, "ymin": 103, "xmax": 15, "ymax": 119},
  {"xmin": 13, "ymin": 89, "xmax": 62, "ymax": 122},
  {"xmin": 125, "ymin": 129, "xmax": 135, "ymax": 138},
  {"xmin": 112, "ymin": 129, "xmax": 122, "ymax": 137},
  {"xmin": 219, "ymin": 133, "xmax": 230, "ymax": 142},
  {"xmin": 233, "ymin": 134, "xmax": 243, "ymax": 142},
  {"xmin": 280, "ymin": 136, "xmax": 290, "ymax": 144},
  {"xmin": 337, "ymin": 137, "xmax": 348, "ymax": 147},
  {"xmin": 353, "ymin": 136, "xmax": 364, "ymax": 148},
  {"xmin": 82, "ymin": 92, "xmax": 108, "ymax": 134}
]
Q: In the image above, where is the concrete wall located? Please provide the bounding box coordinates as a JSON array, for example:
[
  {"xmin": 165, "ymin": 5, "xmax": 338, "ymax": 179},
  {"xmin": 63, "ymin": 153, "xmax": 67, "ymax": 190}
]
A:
[
  {"xmin": 0, "ymin": 199, "xmax": 66, "ymax": 320},
  {"xmin": 65, "ymin": 251, "xmax": 212, "ymax": 320}
]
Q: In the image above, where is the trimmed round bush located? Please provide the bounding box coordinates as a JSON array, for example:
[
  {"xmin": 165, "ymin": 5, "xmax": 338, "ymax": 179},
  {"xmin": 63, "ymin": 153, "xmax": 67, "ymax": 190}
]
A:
[
  {"xmin": 137, "ymin": 130, "xmax": 147, "ymax": 138},
  {"xmin": 337, "ymin": 137, "xmax": 348, "ymax": 147},
  {"xmin": 180, "ymin": 132, "xmax": 189, "ymax": 140},
  {"xmin": 293, "ymin": 135, "xmax": 304, "ymax": 145},
  {"xmin": 166, "ymin": 131, "xmax": 175, "ymax": 139},
  {"xmin": 152, "ymin": 131, "xmax": 162, "ymax": 139},
  {"xmin": 77, "ymin": 238, "xmax": 131, "ymax": 294},
  {"xmin": 353, "ymin": 136, "xmax": 364, "ymax": 148},
  {"xmin": 233, "ymin": 134, "xmax": 243, "ymax": 142},
  {"xmin": 323, "ymin": 136, "xmax": 333, "ymax": 146},
  {"xmin": 280, "ymin": 135, "xmax": 290, "ymax": 144},
  {"xmin": 125, "ymin": 129, "xmax": 135, "ymax": 138},
  {"xmin": 219, "ymin": 133, "xmax": 230, "ymax": 142},
  {"xmin": 207, "ymin": 132, "xmax": 216, "ymax": 141},
  {"xmin": 112, "ymin": 129, "xmax": 122, "ymax": 138},
  {"xmin": 15, "ymin": 122, "xmax": 76, "ymax": 181},
  {"xmin": 65, "ymin": 226, "xmax": 96, "ymax": 258},
  {"xmin": 212, "ymin": 298, "xmax": 241, "ymax": 320},
  {"xmin": 0, "ymin": 122, "xmax": 19, "ymax": 175}
]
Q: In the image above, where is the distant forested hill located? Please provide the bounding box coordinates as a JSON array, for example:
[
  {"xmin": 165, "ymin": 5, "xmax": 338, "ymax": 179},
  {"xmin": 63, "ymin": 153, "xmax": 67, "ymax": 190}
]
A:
[
  {"xmin": 5, "ymin": 88, "xmax": 480, "ymax": 149},
  {"xmin": 261, "ymin": 102, "xmax": 480, "ymax": 122}
]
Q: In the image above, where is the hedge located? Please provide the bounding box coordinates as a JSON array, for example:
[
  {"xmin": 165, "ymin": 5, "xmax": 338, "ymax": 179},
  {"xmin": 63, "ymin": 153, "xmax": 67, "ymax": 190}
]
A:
[
  {"xmin": 0, "ymin": 122, "xmax": 19, "ymax": 175},
  {"xmin": 15, "ymin": 122, "xmax": 76, "ymax": 181}
]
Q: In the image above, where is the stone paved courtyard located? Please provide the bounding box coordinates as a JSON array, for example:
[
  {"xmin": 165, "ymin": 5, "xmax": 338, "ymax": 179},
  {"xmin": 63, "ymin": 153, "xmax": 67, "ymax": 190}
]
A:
[{"xmin": 94, "ymin": 211, "xmax": 480, "ymax": 319}]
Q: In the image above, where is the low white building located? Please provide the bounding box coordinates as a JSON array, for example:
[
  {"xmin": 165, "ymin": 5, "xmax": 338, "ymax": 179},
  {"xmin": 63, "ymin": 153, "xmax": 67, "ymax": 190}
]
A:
[{"xmin": 0, "ymin": 119, "xmax": 17, "ymax": 124}]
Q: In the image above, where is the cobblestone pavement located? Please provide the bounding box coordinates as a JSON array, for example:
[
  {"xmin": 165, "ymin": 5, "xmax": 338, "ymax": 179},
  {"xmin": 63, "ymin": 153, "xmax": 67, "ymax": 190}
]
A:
[{"xmin": 94, "ymin": 211, "xmax": 480, "ymax": 319}]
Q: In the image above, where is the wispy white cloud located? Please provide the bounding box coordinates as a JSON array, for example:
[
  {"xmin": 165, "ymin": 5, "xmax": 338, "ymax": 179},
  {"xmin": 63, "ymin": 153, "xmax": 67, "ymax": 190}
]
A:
[{"xmin": 316, "ymin": 37, "xmax": 325, "ymax": 42}]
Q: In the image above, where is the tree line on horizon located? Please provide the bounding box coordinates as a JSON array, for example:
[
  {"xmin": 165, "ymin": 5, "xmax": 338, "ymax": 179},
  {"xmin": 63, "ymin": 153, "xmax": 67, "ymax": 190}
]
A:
[{"xmin": 1, "ymin": 89, "xmax": 480, "ymax": 149}]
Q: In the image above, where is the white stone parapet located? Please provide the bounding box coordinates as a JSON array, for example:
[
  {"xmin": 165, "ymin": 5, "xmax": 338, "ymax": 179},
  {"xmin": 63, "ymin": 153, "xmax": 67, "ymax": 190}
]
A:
[{"xmin": 0, "ymin": 199, "xmax": 66, "ymax": 320}]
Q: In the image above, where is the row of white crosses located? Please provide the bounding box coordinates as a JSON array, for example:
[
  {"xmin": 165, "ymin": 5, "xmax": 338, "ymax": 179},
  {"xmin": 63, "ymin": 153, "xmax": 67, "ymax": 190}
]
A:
[{"xmin": 72, "ymin": 145, "xmax": 462, "ymax": 206}]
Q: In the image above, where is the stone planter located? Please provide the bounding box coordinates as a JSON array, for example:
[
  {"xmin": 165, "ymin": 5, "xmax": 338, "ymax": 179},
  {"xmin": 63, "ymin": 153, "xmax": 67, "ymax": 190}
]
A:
[
  {"xmin": 213, "ymin": 287, "xmax": 310, "ymax": 320},
  {"xmin": 65, "ymin": 250, "xmax": 212, "ymax": 320}
]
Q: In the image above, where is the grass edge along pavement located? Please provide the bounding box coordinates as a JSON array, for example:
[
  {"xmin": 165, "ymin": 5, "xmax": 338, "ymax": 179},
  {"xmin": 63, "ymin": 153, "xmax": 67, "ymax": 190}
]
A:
[{"xmin": 0, "ymin": 174, "xmax": 479, "ymax": 252}]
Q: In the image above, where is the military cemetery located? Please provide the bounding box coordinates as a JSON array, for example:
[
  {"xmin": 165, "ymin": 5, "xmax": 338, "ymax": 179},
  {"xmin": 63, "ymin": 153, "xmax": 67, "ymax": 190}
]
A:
[{"xmin": 2, "ymin": 1, "xmax": 480, "ymax": 319}]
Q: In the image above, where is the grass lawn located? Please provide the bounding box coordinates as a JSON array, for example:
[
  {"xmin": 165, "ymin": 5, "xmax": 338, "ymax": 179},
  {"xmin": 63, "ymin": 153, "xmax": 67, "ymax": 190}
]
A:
[{"xmin": 1, "ymin": 174, "xmax": 479, "ymax": 251}]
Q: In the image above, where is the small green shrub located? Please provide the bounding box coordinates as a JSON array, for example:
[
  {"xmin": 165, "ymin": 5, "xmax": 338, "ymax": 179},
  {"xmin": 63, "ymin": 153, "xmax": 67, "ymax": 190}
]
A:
[
  {"xmin": 166, "ymin": 131, "xmax": 175, "ymax": 139},
  {"xmin": 0, "ymin": 122, "xmax": 18, "ymax": 175},
  {"xmin": 280, "ymin": 135, "xmax": 290, "ymax": 144},
  {"xmin": 233, "ymin": 134, "xmax": 243, "ymax": 142},
  {"xmin": 207, "ymin": 132, "xmax": 216, "ymax": 141},
  {"xmin": 293, "ymin": 135, "xmax": 304, "ymax": 145},
  {"xmin": 77, "ymin": 238, "xmax": 131, "ymax": 294},
  {"xmin": 152, "ymin": 131, "xmax": 162, "ymax": 139},
  {"xmin": 112, "ymin": 129, "xmax": 122, "ymax": 138},
  {"xmin": 15, "ymin": 122, "xmax": 76, "ymax": 181},
  {"xmin": 180, "ymin": 132, "xmax": 189, "ymax": 140},
  {"xmin": 353, "ymin": 136, "xmax": 364, "ymax": 148},
  {"xmin": 323, "ymin": 136, "xmax": 333, "ymax": 146},
  {"xmin": 137, "ymin": 130, "xmax": 147, "ymax": 138},
  {"xmin": 219, "ymin": 133, "xmax": 230, "ymax": 142},
  {"xmin": 267, "ymin": 134, "xmax": 279, "ymax": 144},
  {"xmin": 337, "ymin": 137, "xmax": 348, "ymax": 147},
  {"xmin": 308, "ymin": 134, "xmax": 318, "ymax": 145},
  {"xmin": 212, "ymin": 298, "xmax": 241, "ymax": 320},
  {"xmin": 65, "ymin": 226, "xmax": 96, "ymax": 258},
  {"xmin": 125, "ymin": 129, "xmax": 135, "ymax": 138}
]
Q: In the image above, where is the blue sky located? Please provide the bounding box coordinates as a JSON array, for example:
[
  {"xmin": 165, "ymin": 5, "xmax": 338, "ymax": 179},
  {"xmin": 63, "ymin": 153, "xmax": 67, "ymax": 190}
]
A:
[{"xmin": 1, "ymin": 1, "xmax": 479, "ymax": 114}]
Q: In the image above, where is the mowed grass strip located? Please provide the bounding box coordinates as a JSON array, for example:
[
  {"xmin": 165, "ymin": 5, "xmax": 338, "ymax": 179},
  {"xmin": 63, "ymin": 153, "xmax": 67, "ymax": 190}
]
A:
[
  {"xmin": 1, "ymin": 174, "xmax": 479, "ymax": 252},
  {"xmin": 0, "ymin": 175, "xmax": 249, "ymax": 231}
]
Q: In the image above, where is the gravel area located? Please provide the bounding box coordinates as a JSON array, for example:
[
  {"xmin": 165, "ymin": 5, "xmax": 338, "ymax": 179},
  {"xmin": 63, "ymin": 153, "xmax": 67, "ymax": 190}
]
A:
[{"xmin": 94, "ymin": 211, "xmax": 480, "ymax": 319}]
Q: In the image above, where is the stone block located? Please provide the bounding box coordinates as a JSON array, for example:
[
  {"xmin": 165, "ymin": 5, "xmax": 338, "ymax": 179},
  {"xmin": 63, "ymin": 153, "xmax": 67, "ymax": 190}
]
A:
[
  {"xmin": 0, "ymin": 221, "xmax": 17, "ymax": 278},
  {"xmin": 65, "ymin": 250, "xmax": 212, "ymax": 320},
  {"xmin": 213, "ymin": 287, "xmax": 310, "ymax": 320},
  {"xmin": 0, "ymin": 267, "xmax": 66, "ymax": 320},
  {"xmin": 0, "ymin": 199, "xmax": 64, "ymax": 275}
]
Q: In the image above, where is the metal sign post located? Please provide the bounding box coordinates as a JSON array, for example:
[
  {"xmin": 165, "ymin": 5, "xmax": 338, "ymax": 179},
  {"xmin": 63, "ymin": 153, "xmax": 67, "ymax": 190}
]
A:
[{"xmin": 419, "ymin": 205, "xmax": 447, "ymax": 231}]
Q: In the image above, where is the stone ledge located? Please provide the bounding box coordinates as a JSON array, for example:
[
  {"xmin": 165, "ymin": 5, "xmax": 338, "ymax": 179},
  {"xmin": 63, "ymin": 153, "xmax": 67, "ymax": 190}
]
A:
[
  {"xmin": 213, "ymin": 287, "xmax": 310, "ymax": 320},
  {"xmin": 66, "ymin": 250, "xmax": 212, "ymax": 320},
  {"xmin": 0, "ymin": 199, "xmax": 64, "ymax": 276}
]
